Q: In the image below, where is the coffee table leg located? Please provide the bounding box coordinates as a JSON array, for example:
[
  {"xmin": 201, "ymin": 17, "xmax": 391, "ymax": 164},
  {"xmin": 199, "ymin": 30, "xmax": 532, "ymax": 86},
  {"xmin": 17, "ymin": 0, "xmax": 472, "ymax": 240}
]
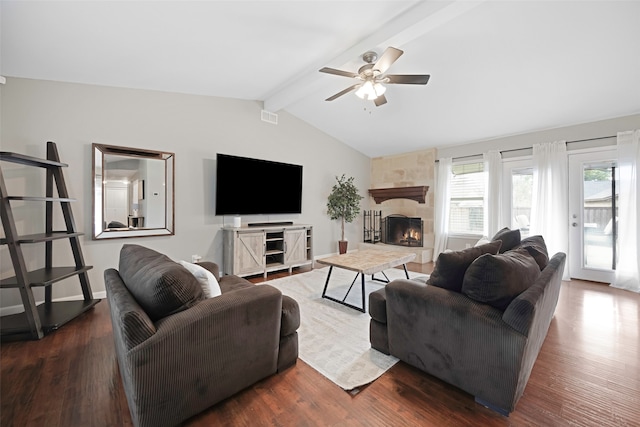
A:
[
  {"xmin": 403, "ymin": 263, "xmax": 410, "ymax": 279},
  {"xmin": 341, "ymin": 273, "xmax": 361, "ymax": 302},
  {"xmin": 361, "ymin": 273, "xmax": 366, "ymax": 312},
  {"xmin": 371, "ymin": 270, "xmax": 391, "ymax": 283},
  {"xmin": 321, "ymin": 267, "xmax": 366, "ymax": 313},
  {"xmin": 321, "ymin": 266, "xmax": 333, "ymax": 298}
]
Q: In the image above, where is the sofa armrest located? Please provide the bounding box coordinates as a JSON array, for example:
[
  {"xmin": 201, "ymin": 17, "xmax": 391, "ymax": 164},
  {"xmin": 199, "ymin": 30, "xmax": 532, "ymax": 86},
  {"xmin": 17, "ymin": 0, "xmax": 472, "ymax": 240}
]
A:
[
  {"xmin": 280, "ymin": 295, "xmax": 300, "ymax": 337},
  {"xmin": 196, "ymin": 261, "xmax": 220, "ymax": 281},
  {"xmin": 104, "ymin": 268, "xmax": 156, "ymax": 350},
  {"xmin": 122, "ymin": 284, "xmax": 283, "ymax": 427},
  {"xmin": 502, "ymin": 252, "xmax": 565, "ymax": 335}
]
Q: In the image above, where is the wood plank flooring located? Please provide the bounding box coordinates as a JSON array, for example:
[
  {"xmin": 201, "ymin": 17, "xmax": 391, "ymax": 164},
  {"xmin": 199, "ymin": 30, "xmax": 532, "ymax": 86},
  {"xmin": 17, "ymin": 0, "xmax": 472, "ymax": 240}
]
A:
[{"xmin": 2, "ymin": 262, "xmax": 639, "ymax": 426}]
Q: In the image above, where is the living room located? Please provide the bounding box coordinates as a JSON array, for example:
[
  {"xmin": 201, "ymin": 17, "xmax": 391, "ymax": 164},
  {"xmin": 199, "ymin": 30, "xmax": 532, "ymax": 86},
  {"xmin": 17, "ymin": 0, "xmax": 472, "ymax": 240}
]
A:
[{"xmin": 1, "ymin": 1, "xmax": 639, "ymax": 426}]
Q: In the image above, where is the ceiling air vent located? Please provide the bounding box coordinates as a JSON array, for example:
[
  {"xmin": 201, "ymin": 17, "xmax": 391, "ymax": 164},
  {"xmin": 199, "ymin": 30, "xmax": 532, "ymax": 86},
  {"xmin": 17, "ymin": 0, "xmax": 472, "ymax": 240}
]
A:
[{"xmin": 261, "ymin": 110, "xmax": 278, "ymax": 125}]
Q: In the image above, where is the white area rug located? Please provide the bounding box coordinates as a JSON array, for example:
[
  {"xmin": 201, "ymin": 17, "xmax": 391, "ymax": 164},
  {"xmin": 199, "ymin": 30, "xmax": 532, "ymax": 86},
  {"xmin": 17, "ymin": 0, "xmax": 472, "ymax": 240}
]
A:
[{"xmin": 260, "ymin": 267, "xmax": 422, "ymax": 390}]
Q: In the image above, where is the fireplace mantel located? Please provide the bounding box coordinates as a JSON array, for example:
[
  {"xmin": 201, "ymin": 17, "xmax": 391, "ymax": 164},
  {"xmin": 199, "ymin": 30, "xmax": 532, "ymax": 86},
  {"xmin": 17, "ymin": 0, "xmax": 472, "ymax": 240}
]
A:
[{"xmin": 369, "ymin": 186, "xmax": 429, "ymax": 204}]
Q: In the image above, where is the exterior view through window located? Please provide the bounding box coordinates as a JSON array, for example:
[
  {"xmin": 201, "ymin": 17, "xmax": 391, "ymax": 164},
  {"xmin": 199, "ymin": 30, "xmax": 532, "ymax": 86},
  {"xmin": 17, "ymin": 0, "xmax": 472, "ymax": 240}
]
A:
[
  {"xmin": 449, "ymin": 162, "xmax": 484, "ymax": 234},
  {"xmin": 511, "ymin": 168, "xmax": 533, "ymax": 237}
]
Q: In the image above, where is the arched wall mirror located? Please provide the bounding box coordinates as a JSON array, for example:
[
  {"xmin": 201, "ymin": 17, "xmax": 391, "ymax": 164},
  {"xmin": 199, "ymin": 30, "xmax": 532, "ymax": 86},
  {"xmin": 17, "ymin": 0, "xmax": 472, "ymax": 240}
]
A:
[{"xmin": 92, "ymin": 143, "xmax": 175, "ymax": 240}]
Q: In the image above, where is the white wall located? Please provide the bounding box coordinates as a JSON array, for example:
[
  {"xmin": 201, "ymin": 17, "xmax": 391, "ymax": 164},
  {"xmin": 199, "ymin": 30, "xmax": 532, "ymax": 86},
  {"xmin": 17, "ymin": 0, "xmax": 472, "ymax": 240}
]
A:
[{"xmin": 0, "ymin": 77, "xmax": 371, "ymax": 309}]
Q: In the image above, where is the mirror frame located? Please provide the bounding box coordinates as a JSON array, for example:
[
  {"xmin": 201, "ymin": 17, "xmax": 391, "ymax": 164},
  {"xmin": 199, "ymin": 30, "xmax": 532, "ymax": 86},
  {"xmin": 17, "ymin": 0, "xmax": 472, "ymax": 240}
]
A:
[{"xmin": 92, "ymin": 143, "xmax": 175, "ymax": 240}]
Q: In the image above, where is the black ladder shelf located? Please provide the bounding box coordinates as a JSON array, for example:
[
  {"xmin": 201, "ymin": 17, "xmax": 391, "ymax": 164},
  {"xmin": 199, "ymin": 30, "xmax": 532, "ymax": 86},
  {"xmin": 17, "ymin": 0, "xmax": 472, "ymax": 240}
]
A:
[{"xmin": 0, "ymin": 141, "xmax": 100, "ymax": 341}]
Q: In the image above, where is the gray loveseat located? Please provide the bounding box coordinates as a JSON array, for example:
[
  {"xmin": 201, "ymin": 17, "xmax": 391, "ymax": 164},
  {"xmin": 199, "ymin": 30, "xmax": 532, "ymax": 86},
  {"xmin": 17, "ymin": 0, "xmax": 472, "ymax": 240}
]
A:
[
  {"xmin": 104, "ymin": 244, "xmax": 300, "ymax": 427},
  {"xmin": 369, "ymin": 231, "xmax": 566, "ymax": 415}
]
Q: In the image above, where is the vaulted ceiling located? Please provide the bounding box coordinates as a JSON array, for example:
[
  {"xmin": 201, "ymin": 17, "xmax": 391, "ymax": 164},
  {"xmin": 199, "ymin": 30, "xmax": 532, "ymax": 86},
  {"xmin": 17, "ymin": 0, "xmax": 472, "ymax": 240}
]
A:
[{"xmin": 2, "ymin": 1, "xmax": 639, "ymax": 157}]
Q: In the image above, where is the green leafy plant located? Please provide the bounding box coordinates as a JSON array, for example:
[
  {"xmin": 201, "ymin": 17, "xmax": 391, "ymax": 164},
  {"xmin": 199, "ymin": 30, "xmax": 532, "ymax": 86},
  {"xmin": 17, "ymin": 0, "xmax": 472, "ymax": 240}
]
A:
[{"xmin": 326, "ymin": 174, "xmax": 364, "ymax": 242}]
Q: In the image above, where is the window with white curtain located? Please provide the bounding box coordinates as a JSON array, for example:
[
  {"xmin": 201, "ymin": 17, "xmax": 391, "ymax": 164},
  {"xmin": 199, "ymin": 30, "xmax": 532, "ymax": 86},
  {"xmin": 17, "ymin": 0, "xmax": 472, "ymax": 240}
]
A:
[
  {"xmin": 449, "ymin": 161, "xmax": 485, "ymax": 234},
  {"xmin": 511, "ymin": 167, "xmax": 533, "ymax": 236},
  {"xmin": 502, "ymin": 158, "xmax": 534, "ymax": 237}
]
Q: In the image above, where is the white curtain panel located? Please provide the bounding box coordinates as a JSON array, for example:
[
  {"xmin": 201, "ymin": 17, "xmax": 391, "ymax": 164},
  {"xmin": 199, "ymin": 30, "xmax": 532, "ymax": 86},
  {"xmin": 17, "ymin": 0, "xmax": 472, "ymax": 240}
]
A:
[
  {"xmin": 483, "ymin": 150, "xmax": 503, "ymax": 237},
  {"xmin": 432, "ymin": 157, "xmax": 452, "ymax": 261},
  {"xmin": 612, "ymin": 130, "xmax": 640, "ymax": 292},
  {"xmin": 531, "ymin": 141, "xmax": 569, "ymax": 279}
]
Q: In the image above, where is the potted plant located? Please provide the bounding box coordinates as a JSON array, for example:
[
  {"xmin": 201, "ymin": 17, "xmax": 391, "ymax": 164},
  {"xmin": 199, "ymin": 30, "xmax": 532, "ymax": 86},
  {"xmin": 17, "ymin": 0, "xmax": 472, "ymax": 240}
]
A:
[{"xmin": 326, "ymin": 174, "xmax": 364, "ymax": 254}]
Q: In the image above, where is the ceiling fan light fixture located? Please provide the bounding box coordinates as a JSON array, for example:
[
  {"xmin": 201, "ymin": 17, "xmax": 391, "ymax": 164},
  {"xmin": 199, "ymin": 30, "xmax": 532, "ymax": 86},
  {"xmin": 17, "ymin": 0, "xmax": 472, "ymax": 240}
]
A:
[{"xmin": 355, "ymin": 80, "xmax": 386, "ymax": 100}]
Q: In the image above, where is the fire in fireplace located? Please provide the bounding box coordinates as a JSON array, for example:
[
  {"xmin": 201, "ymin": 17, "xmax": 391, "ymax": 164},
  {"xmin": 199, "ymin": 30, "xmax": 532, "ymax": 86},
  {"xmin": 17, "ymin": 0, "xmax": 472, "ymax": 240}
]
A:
[{"xmin": 381, "ymin": 215, "xmax": 424, "ymax": 247}]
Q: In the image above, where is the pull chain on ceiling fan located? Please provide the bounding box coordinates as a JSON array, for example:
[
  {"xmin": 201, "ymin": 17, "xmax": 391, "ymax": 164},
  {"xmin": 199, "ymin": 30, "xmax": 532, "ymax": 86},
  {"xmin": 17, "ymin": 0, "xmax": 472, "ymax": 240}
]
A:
[{"xmin": 319, "ymin": 46, "xmax": 430, "ymax": 107}]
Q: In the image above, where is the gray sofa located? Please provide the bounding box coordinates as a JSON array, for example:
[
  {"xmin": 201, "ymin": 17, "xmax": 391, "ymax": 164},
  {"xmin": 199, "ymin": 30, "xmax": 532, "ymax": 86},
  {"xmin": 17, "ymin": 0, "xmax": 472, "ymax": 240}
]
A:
[
  {"xmin": 369, "ymin": 232, "xmax": 566, "ymax": 415},
  {"xmin": 104, "ymin": 244, "xmax": 300, "ymax": 427}
]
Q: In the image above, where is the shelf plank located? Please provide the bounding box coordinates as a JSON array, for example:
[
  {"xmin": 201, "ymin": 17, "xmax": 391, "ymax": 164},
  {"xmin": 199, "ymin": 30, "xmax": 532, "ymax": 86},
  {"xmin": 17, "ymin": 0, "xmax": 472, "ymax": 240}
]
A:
[
  {"xmin": 0, "ymin": 266, "xmax": 93, "ymax": 288},
  {"xmin": 0, "ymin": 231, "xmax": 84, "ymax": 245},
  {"xmin": 1, "ymin": 299, "xmax": 100, "ymax": 341},
  {"xmin": 6, "ymin": 196, "xmax": 75, "ymax": 202},
  {"xmin": 265, "ymin": 250, "xmax": 284, "ymax": 255},
  {"xmin": 0, "ymin": 151, "xmax": 68, "ymax": 168}
]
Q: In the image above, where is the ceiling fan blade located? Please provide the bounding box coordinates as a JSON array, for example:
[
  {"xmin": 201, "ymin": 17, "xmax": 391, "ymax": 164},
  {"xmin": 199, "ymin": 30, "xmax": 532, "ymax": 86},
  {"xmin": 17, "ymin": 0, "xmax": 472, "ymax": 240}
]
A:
[
  {"xmin": 325, "ymin": 84, "xmax": 360, "ymax": 101},
  {"xmin": 319, "ymin": 67, "xmax": 359, "ymax": 78},
  {"xmin": 373, "ymin": 47, "xmax": 403, "ymax": 74},
  {"xmin": 385, "ymin": 74, "xmax": 431, "ymax": 85},
  {"xmin": 374, "ymin": 94, "xmax": 387, "ymax": 107}
]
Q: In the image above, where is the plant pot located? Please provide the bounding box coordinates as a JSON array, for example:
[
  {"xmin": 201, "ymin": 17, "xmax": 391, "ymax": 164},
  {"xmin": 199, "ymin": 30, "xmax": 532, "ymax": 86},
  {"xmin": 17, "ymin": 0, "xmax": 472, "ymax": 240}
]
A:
[{"xmin": 338, "ymin": 240, "xmax": 348, "ymax": 254}]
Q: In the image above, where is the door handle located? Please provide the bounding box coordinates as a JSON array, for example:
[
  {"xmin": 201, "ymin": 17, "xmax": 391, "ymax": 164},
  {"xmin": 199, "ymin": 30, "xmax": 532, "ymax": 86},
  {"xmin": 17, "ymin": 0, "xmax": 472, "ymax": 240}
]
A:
[{"xmin": 572, "ymin": 222, "xmax": 578, "ymax": 227}]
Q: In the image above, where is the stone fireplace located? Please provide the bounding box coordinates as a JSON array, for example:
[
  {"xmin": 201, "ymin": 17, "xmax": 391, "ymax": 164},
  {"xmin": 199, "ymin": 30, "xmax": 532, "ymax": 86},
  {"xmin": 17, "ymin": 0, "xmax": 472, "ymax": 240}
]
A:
[
  {"xmin": 362, "ymin": 148, "xmax": 436, "ymax": 263},
  {"xmin": 381, "ymin": 215, "xmax": 424, "ymax": 247}
]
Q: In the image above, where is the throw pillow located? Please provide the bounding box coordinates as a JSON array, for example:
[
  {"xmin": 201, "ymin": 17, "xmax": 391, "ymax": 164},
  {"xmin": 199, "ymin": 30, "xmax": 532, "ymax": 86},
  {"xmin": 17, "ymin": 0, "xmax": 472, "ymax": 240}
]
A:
[
  {"xmin": 461, "ymin": 248, "xmax": 541, "ymax": 311},
  {"xmin": 491, "ymin": 227, "xmax": 521, "ymax": 253},
  {"xmin": 118, "ymin": 244, "xmax": 204, "ymax": 321},
  {"xmin": 427, "ymin": 241, "xmax": 502, "ymax": 292},
  {"xmin": 178, "ymin": 260, "xmax": 222, "ymax": 298},
  {"xmin": 515, "ymin": 235, "xmax": 549, "ymax": 270},
  {"xmin": 474, "ymin": 236, "xmax": 491, "ymax": 247}
]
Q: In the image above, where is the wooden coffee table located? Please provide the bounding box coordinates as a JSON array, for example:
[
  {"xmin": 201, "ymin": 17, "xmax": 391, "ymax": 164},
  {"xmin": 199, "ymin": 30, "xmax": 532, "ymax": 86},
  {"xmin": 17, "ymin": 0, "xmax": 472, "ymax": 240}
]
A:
[{"xmin": 316, "ymin": 249, "xmax": 416, "ymax": 312}]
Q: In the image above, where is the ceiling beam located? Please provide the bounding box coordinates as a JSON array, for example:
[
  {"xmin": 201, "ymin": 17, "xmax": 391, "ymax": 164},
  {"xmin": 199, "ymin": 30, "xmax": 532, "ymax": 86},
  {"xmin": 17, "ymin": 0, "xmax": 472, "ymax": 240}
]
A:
[{"xmin": 262, "ymin": 0, "xmax": 485, "ymax": 112}]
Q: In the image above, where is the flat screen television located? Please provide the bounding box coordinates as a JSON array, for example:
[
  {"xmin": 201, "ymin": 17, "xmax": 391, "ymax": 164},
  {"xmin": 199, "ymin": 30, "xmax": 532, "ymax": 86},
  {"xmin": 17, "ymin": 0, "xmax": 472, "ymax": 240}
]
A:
[{"xmin": 215, "ymin": 153, "xmax": 303, "ymax": 215}]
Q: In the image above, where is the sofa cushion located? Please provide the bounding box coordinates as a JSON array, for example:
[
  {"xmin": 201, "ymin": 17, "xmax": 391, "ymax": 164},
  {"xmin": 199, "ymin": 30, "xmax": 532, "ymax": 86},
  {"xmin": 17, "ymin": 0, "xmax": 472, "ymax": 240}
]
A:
[
  {"xmin": 491, "ymin": 227, "xmax": 521, "ymax": 253},
  {"xmin": 514, "ymin": 235, "xmax": 549, "ymax": 270},
  {"xmin": 461, "ymin": 248, "xmax": 541, "ymax": 311},
  {"xmin": 118, "ymin": 244, "xmax": 204, "ymax": 321},
  {"xmin": 178, "ymin": 260, "xmax": 222, "ymax": 298},
  {"xmin": 427, "ymin": 241, "xmax": 503, "ymax": 292}
]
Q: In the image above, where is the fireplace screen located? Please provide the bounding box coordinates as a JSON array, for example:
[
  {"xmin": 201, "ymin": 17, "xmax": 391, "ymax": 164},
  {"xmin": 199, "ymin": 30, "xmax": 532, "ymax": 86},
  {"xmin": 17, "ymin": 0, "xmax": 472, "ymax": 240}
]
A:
[{"xmin": 381, "ymin": 215, "xmax": 423, "ymax": 247}]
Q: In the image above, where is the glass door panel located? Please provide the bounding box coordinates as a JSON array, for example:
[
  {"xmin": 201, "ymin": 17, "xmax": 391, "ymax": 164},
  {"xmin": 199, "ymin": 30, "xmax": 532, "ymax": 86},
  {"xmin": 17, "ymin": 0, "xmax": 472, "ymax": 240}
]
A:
[
  {"xmin": 568, "ymin": 149, "xmax": 617, "ymax": 283},
  {"xmin": 582, "ymin": 164, "xmax": 617, "ymax": 271},
  {"xmin": 511, "ymin": 168, "xmax": 533, "ymax": 237}
]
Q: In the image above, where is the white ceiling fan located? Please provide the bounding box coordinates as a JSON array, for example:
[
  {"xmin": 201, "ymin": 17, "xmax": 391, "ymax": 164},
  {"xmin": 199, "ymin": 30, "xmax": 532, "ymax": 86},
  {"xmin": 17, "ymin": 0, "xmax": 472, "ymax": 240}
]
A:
[{"xmin": 319, "ymin": 46, "xmax": 430, "ymax": 107}]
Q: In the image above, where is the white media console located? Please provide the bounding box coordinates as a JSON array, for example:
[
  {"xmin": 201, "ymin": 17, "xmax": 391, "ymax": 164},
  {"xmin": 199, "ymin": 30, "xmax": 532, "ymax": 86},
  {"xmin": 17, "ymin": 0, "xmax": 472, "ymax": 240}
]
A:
[{"xmin": 222, "ymin": 224, "xmax": 313, "ymax": 278}]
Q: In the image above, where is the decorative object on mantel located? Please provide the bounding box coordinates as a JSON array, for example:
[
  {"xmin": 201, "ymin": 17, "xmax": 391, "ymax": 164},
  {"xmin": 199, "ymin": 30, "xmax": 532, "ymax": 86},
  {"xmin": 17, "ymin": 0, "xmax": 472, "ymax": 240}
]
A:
[
  {"xmin": 369, "ymin": 185, "xmax": 429, "ymax": 204},
  {"xmin": 326, "ymin": 174, "xmax": 363, "ymax": 254}
]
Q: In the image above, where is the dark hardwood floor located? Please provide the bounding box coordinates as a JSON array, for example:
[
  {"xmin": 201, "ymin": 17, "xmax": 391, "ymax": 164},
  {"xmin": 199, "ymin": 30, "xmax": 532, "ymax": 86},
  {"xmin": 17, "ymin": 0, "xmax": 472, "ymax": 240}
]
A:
[{"xmin": 2, "ymin": 262, "xmax": 639, "ymax": 426}]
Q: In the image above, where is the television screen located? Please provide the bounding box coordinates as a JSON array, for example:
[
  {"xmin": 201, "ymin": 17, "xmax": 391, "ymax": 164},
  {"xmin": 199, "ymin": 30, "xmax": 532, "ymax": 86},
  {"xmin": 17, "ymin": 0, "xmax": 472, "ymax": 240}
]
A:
[{"xmin": 215, "ymin": 153, "xmax": 303, "ymax": 215}]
